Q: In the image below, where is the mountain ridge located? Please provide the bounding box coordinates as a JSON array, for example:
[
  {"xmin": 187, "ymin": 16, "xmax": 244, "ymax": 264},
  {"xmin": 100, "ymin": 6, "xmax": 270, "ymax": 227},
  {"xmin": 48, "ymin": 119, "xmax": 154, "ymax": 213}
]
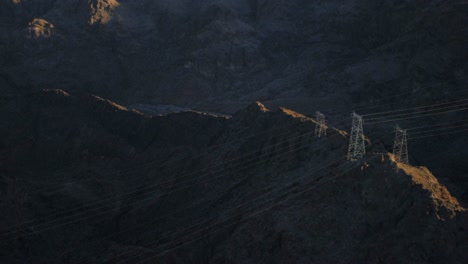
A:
[{"xmin": 0, "ymin": 90, "xmax": 466, "ymax": 263}]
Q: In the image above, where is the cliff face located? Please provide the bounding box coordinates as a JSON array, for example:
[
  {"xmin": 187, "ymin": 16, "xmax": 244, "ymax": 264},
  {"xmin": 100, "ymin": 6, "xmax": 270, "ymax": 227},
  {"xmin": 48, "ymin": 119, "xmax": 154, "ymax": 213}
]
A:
[{"xmin": 0, "ymin": 91, "xmax": 466, "ymax": 263}]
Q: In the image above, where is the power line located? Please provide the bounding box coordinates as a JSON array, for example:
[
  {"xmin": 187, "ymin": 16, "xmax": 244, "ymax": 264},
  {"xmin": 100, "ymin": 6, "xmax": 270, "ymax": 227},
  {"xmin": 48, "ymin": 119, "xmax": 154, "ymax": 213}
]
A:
[
  {"xmin": 356, "ymin": 89, "xmax": 468, "ymax": 114},
  {"xmin": 366, "ymin": 102, "xmax": 468, "ymax": 121},
  {"xmin": 5, "ymin": 83, "xmax": 468, "ymax": 257},
  {"xmin": 75, "ymin": 133, "xmax": 356, "ymax": 261},
  {"xmin": 1, "ymin": 131, "xmax": 342, "ymax": 242},
  {"xmin": 407, "ymin": 120, "xmax": 467, "ymax": 131},
  {"xmin": 128, "ymin": 159, "xmax": 356, "ymax": 264},
  {"xmin": 327, "ymin": 94, "xmax": 468, "ymax": 131},
  {"xmin": 354, "ymin": 78, "xmax": 468, "ymax": 112},
  {"xmin": 18, "ymin": 106, "xmax": 324, "ymax": 197},
  {"xmin": 362, "ymin": 96, "xmax": 468, "ymax": 117},
  {"xmin": 132, "ymin": 153, "xmax": 384, "ymax": 264},
  {"xmin": 2, "ymin": 133, "xmax": 320, "ymax": 238},
  {"xmin": 27, "ymin": 89, "xmax": 466, "ymax": 199},
  {"xmin": 6, "ymin": 113, "xmax": 352, "ymax": 235},
  {"xmin": 15, "ymin": 84, "xmax": 458, "ymax": 260},
  {"xmin": 96, "ymin": 157, "xmax": 346, "ymax": 264},
  {"xmin": 409, "ymin": 128, "xmax": 468, "ymax": 140},
  {"xmin": 0, "ymin": 118, "xmax": 329, "ymax": 234},
  {"xmin": 108, "ymin": 132, "xmax": 393, "ymax": 264},
  {"xmin": 365, "ymin": 106, "xmax": 468, "ymax": 125},
  {"xmin": 409, "ymin": 123, "xmax": 468, "ymax": 135}
]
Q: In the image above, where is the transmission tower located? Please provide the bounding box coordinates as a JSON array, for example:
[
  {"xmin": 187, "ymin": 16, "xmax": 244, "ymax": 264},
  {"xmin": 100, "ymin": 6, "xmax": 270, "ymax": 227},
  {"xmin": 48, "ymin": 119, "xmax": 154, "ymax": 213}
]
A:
[
  {"xmin": 347, "ymin": 112, "xmax": 366, "ymax": 161},
  {"xmin": 393, "ymin": 125, "xmax": 409, "ymax": 165},
  {"xmin": 315, "ymin": 111, "xmax": 327, "ymax": 137}
]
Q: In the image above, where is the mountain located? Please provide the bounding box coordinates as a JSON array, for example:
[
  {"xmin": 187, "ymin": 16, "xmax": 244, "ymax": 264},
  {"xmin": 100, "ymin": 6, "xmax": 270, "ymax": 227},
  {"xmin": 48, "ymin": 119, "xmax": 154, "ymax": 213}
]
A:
[
  {"xmin": 1, "ymin": 2, "xmax": 467, "ymax": 179},
  {"xmin": 0, "ymin": 90, "xmax": 466, "ymax": 263},
  {"xmin": 1, "ymin": 1, "xmax": 467, "ymax": 262},
  {"xmin": 1, "ymin": 0, "xmax": 466, "ymax": 111}
]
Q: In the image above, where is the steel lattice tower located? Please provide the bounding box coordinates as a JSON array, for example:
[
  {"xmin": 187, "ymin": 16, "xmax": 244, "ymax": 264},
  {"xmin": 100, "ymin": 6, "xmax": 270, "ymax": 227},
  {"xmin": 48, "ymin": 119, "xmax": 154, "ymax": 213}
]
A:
[
  {"xmin": 393, "ymin": 125, "xmax": 409, "ymax": 165},
  {"xmin": 347, "ymin": 112, "xmax": 366, "ymax": 161},
  {"xmin": 315, "ymin": 111, "xmax": 327, "ymax": 137}
]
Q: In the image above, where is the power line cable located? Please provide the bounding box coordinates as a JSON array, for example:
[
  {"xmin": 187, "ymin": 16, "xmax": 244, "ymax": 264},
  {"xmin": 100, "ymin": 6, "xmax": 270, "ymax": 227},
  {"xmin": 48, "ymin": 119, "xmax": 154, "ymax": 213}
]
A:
[
  {"xmin": 409, "ymin": 128, "xmax": 468, "ymax": 140},
  {"xmin": 354, "ymin": 78, "xmax": 468, "ymax": 112},
  {"xmin": 107, "ymin": 132, "xmax": 393, "ymax": 264},
  {"xmin": 0, "ymin": 118, "xmax": 328, "ymax": 233},
  {"xmin": 408, "ymin": 123, "xmax": 468, "ymax": 135},
  {"xmin": 0, "ymin": 132, "xmax": 341, "ymax": 242},
  {"xmin": 95, "ymin": 157, "xmax": 346, "ymax": 264},
  {"xmin": 132, "ymin": 155, "xmax": 379, "ymax": 264},
  {"xmin": 357, "ymin": 86, "xmax": 468, "ymax": 114},
  {"xmin": 365, "ymin": 107, "xmax": 468, "ymax": 125},
  {"xmin": 407, "ymin": 120, "xmax": 467, "ymax": 131},
  {"xmin": 3, "ymin": 132, "xmax": 319, "ymax": 237},
  {"xmin": 18, "ymin": 106, "xmax": 323, "ymax": 197},
  {"xmin": 124, "ymin": 158, "xmax": 354, "ymax": 264},
  {"xmin": 365, "ymin": 101, "xmax": 468, "ymax": 120}
]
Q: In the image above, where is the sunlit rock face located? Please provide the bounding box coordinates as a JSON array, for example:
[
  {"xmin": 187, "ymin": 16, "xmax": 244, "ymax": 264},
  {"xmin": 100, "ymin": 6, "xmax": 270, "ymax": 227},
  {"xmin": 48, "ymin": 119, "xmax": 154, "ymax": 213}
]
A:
[
  {"xmin": 87, "ymin": 0, "xmax": 120, "ymax": 25},
  {"xmin": 26, "ymin": 18, "xmax": 53, "ymax": 38}
]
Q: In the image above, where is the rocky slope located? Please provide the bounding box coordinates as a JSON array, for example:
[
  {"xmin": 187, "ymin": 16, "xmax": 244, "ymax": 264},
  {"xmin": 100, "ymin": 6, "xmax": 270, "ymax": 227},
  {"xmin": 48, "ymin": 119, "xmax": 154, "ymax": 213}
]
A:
[
  {"xmin": 0, "ymin": 0, "xmax": 466, "ymax": 109},
  {"xmin": 0, "ymin": 91, "xmax": 466, "ymax": 263}
]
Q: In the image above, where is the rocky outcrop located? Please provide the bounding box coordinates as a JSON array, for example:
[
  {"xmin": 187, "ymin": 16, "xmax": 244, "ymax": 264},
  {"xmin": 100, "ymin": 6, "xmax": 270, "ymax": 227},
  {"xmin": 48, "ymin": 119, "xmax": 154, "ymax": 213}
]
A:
[{"xmin": 26, "ymin": 18, "xmax": 54, "ymax": 39}]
